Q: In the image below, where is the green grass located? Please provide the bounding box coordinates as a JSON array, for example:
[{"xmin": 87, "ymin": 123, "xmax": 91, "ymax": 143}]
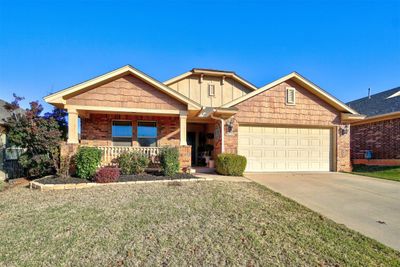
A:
[
  {"xmin": 0, "ymin": 180, "xmax": 6, "ymax": 192},
  {"xmin": 0, "ymin": 181, "xmax": 399, "ymax": 266},
  {"xmin": 352, "ymin": 164, "xmax": 400, "ymax": 182}
]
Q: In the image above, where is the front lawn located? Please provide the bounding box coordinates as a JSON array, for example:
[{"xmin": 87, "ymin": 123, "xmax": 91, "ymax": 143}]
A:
[
  {"xmin": 352, "ymin": 164, "xmax": 400, "ymax": 182},
  {"xmin": 0, "ymin": 182, "xmax": 399, "ymax": 266}
]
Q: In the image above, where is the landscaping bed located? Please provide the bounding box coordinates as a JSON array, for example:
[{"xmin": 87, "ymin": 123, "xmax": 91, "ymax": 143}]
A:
[
  {"xmin": 352, "ymin": 164, "xmax": 400, "ymax": 182},
  {"xmin": 31, "ymin": 172, "xmax": 202, "ymax": 191},
  {"xmin": 37, "ymin": 172, "xmax": 196, "ymax": 185}
]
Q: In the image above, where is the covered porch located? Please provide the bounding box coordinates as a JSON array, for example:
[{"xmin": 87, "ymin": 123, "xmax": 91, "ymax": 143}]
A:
[{"xmin": 65, "ymin": 106, "xmax": 236, "ymax": 168}]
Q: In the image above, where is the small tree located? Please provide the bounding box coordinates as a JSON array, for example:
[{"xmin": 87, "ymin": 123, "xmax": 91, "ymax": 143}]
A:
[{"xmin": 5, "ymin": 95, "xmax": 63, "ymax": 178}]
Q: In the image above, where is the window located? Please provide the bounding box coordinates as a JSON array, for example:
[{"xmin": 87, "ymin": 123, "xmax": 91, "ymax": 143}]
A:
[
  {"xmin": 208, "ymin": 84, "xmax": 215, "ymax": 96},
  {"xmin": 112, "ymin": 121, "xmax": 132, "ymax": 146},
  {"xmin": 286, "ymin": 87, "xmax": 296, "ymax": 105},
  {"xmin": 137, "ymin": 121, "xmax": 157, "ymax": 147}
]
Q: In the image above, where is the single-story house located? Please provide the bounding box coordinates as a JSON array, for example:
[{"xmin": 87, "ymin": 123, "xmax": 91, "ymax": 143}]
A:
[
  {"xmin": 44, "ymin": 65, "xmax": 363, "ymax": 172},
  {"xmin": 347, "ymin": 87, "xmax": 400, "ymax": 165}
]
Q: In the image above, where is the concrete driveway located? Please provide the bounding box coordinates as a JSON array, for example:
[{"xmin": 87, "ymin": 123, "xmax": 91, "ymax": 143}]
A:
[{"xmin": 246, "ymin": 172, "xmax": 400, "ymax": 250}]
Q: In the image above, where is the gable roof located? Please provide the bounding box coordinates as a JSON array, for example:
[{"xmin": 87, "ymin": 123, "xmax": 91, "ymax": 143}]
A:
[
  {"xmin": 347, "ymin": 87, "xmax": 400, "ymax": 116},
  {"xmin": 164, "ymin": 68, "xmax": 258, "ymax": 91},
  {"xmin": 44, "ymin": 65, "xmax": 202, "ymax": 109},
  {"xmin": 221, "ymin": 72, "xmax": 359, "ymax": 114}
]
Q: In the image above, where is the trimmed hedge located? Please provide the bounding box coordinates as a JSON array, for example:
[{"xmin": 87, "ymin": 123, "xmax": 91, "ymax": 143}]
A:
[
  {"xmin": 95, "ymin": 167, "xmax": 120, "ymax": 183},
  {"xmin": 75, "ymin": 147, "xmax": 102, "ymax": 180},
  {"xmin": 117, "ymin": 151, "xmax": 149, "ymax": 175},
  {"xmin": 160, "ymin": 147, "xmax": 180, "ymax": 176},
  {"xmin": 216, "ymin": 153, "xmax": 247, "ymax": 176}
]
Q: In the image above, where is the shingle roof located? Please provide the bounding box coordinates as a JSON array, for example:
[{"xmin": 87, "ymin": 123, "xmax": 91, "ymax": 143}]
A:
[
  {"xmin": 0, "ymin": 99, "xmax": 25, "ymax": 125},
  {"xmin": 346, "ymin": 87, "xmax": 400, "ymax": 116}
]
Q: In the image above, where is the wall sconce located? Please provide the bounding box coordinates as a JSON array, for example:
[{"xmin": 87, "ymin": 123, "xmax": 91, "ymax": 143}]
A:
[
  {"xmin": 227, "ymin": 118, "xmax": 234, "ymax": 135},
  {"xmin": 340, "ymin": 125, "xmax": 349, "ymax": 135}
]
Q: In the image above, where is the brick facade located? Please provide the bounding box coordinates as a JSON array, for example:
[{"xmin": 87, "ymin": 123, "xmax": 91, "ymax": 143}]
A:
[
  {"xmin": 81, "ymin": 113, "xmax": 180, "ymax": 147},
  {"xmin": 214, "ymin": 80, "xmax": 352, "ymax": 172},
  {"xmin": 69, "ymin": 75, "xmax": 352, "ymax": 172},
  {"xmin": 178, "ymin": 145, "xmax": 192, "ymax": 169},
  {"xmin": 351, "ymin": 118, "xmax": 400, "ymax": 159}
]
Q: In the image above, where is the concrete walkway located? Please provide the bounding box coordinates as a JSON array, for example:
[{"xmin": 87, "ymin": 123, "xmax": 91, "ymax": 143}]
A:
[
  {"xmin": 246, "ymin": 172, "xmax": 400, "ymax": 250},
  {"xmin": 194, "ymin": 172, "xmax": 251, "ymax": 182}
]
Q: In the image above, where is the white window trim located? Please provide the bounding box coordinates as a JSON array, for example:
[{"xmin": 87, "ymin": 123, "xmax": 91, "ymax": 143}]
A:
[{"xmin": 286, "ymin": 87, "xmax": 296, "ymax": 105}]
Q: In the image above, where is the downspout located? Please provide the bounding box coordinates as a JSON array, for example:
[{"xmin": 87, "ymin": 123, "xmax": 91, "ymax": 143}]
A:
[{"xmin": 210, "ymin": 110, "xmax": 224, "ymax": 153}]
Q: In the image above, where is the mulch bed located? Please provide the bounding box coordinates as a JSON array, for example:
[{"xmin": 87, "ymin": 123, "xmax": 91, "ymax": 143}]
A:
[{"xmin": 37, "ymin": 172, "xmax": 197, "ymax": 185}]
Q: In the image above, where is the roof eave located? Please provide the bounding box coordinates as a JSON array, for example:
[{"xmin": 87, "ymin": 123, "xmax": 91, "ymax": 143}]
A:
[{"xmin": 43, "ymin": 65, "xmax": 201, "ymax": 110}]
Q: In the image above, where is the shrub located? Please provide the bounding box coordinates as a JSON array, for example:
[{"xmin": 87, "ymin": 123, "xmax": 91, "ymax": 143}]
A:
[
  {"xmin": 117, "ymin": 151, "xmax": 149, "ymax": 175},
  {"xmin": 5, "ymin": 96, "xmax": 64, "ymax": 178},
  {"xmin": 75, "ymin": 147, "xmax": 102, "ymax": 179},
  {"xmin": 216, "ymin": 153, "xmax": 247, "ymax": 176},
  {"xmin": 160, "ymin": 147, "xmax": 180, "ymax": 176},
  {"xmin": 94, "ymin": 167, "xmax": 120, "ymax": 183}
]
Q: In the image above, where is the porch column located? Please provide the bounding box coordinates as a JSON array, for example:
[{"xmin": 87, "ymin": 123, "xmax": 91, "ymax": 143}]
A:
[
  {"xmin": 67, "ymin": 109, "xmax": 79, "ymax": 144},
  {"xmin": 179, "ymin": 111, "xmax": 187, "ymax": 146}
]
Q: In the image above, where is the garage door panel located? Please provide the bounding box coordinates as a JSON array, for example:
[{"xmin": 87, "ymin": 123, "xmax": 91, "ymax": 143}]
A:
[{"xmin": 238, "ymin": 126, "xmax": 331, "ymax": 172}]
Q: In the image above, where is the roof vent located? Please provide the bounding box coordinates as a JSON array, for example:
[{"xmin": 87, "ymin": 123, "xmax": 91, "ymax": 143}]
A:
[{"xmin": 368, "ymin": 88, "xmax": 371, "ymax": 99}]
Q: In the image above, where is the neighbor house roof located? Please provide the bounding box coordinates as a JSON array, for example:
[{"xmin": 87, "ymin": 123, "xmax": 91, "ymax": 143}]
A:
[
  {"xmin": 347, "ymin": 87, "xmax": 400, "ymax": 117},
  {"xmin": 0, "ymin": 99, "xmax": 25, "ymax": 125},
  {"xmin": 221, "ymin": 72, "xmax": 359, "ymax": 114},
  {"xmin": 44, "ymin": 65, "xmax": 202, "ymax": 110},
  {"xmin": 164, "ymin": 68, "xmax": 258, "ymax": 91}
]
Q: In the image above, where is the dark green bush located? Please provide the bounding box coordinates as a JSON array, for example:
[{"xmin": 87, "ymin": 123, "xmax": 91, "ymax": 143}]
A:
[
  {"xmin": 216, "ymin": 153, "xmax": 247, "ymax": 176},
  {"xmin": 160, "ymin": 147, "xmax": 180, "ymax": 176},
  {"xmin": 117, "ymin": 151, "xmax": 149, "ymax": 175},
  {"xmin": 75, "ymin": 147, "xmax": 102, "ymax": 179}
]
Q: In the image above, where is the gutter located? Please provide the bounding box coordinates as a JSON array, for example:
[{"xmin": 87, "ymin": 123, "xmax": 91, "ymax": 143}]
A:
[{"xmin": 210, "ymin": 109, "xmax": 224, "ymax": 153}]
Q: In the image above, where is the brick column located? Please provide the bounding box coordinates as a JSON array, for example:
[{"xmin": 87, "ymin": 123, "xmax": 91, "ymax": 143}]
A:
[{"xmin": 178, "ymin": 145, "xmax": 191, "ymax": 169}]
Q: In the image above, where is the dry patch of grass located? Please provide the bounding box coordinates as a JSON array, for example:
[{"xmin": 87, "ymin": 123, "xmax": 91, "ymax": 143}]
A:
[{"xmin": 0, "ymin": 181, "xmax": 399, "ymax": 266}]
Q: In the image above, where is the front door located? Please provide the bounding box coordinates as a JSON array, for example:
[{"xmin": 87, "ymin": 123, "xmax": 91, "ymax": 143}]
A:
[{"xmin": 187, "ymin": 132, "xmax": 196, "ymax": 165}]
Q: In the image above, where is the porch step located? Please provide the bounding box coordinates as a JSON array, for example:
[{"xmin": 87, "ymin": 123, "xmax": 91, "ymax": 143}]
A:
[{"xmin": 192, "ymin": 167, "xmax": 216, "ymax": 174}]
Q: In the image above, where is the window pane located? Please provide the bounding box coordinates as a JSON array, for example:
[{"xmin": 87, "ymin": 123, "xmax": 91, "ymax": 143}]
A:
[
  {"xmin": 138, "ymin": 122, "xmax": 157, "ymax": 138},
  {"xmin": 138, "ymin": 138, "xmax": 157, "ymax": 147},
  {"xmin": 112, "ymin": 121, "xmax": 132, "ymax": 137}
]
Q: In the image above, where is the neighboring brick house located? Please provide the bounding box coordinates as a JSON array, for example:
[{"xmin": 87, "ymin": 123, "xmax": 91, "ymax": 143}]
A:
[
  {"xmin": 44, "ymin": 65, "xmax": 363, "ymax": 172},
  {"xmin": 347, "ymin": 87, "xmax": 400, "ymax": 165}
]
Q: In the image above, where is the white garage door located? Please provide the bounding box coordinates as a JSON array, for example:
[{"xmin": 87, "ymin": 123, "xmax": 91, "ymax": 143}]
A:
[{"xmin": 238, "ymin": 125, "xmax": 331, "ymax": 172}]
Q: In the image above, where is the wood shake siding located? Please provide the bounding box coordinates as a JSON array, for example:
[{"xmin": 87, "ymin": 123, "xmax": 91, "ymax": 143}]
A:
[
  {"xmin": 225, "ymin": 80, "xmax": 352, "ymax": 172},
  {"xmin": 235, "ymin": 80, "xmax": 341, "ymax": 126},
  {"xmin": 66, "ymin": 74, "xmax": 186, "ymax": 110}
]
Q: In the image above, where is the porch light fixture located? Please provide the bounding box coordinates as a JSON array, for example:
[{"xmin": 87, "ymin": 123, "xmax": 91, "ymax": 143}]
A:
[
  {"xmin": 340, "ymin": 125, "xmax": 349, "ymax": 135},
  {"xmin": 227, "ymin": 118, "xmax": 234, "ymax": 135}
]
